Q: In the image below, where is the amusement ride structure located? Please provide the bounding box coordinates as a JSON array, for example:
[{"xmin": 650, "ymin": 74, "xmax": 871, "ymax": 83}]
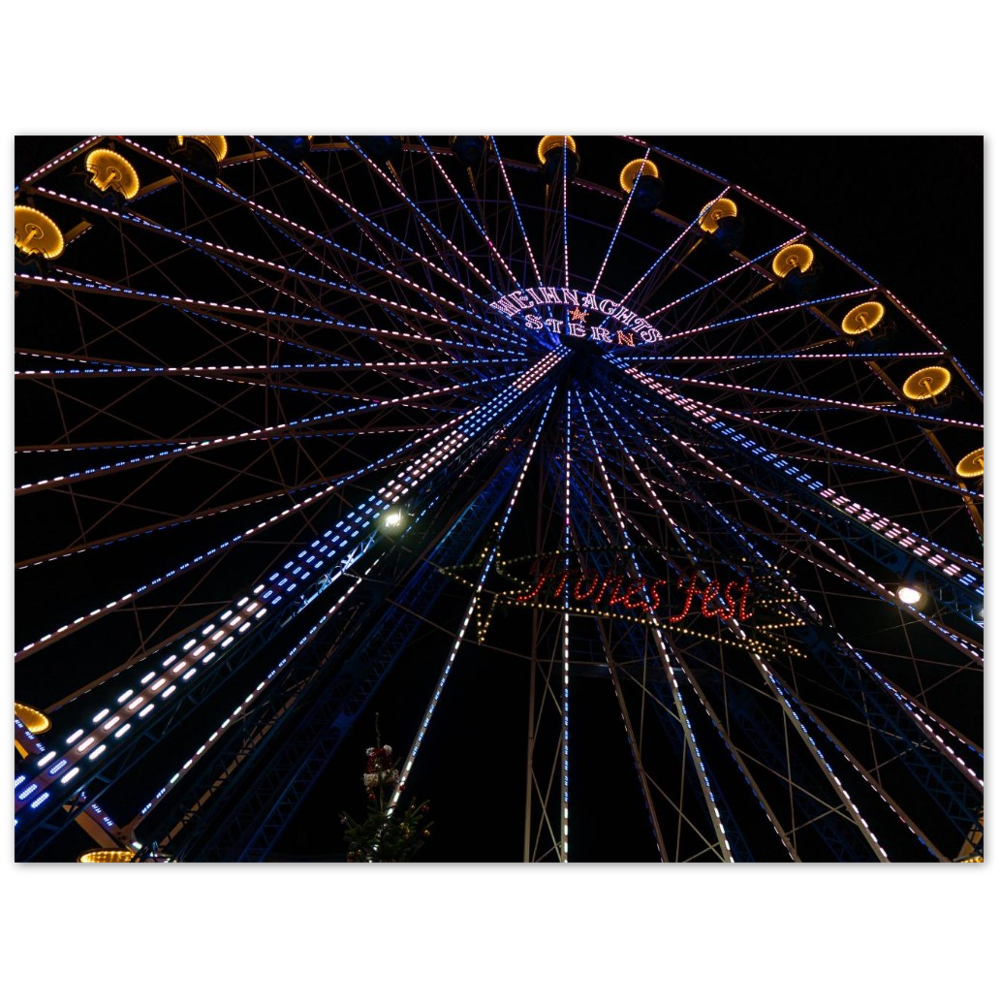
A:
[{"xmin": 14, "ymin": 135, "xmax": 983, "ymax": 862}]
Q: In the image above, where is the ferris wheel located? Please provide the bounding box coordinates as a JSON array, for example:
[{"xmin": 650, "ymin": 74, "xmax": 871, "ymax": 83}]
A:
[{"xmin": 14, "ymin": 135, "xmax": 983, "ymax": 862}]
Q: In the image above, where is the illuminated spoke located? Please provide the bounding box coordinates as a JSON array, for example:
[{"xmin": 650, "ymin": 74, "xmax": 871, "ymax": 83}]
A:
[{"xmin": 490, "ymin": 137, "xmax": 543, "ymax": 285}]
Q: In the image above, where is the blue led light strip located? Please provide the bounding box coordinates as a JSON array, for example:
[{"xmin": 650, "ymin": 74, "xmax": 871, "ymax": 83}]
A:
[
  {"xmin": 618, "ymin": 349, "xmax": 949, "ymax": 364},
  {"xmin": 490, "ymin": 137, "xmax": 543, "ymax": 285},
  {"xmin": 615, "ymin": 189, "xmax": 726, "ymax": 309},
  {"xmin": 615, "ymin": 364, "xmax": 983, "ymax": 582},
  {"xmin": 590, "ymin": 147, "xmax": 649, "ymax": 295},
  {"xmin": 593, "ymin": 386, "xmax": 969, "ymax": 856},
  {"xmin": 583, "ymin": 395, "xmax": 800, "ymax": 857},
  {"xmin": 636, "ymin": 287, "xmax": 877, "ymax": 350},
  {"xmin": 17, "ymin": 351, "xmax": 568, "ymax": 815},
  {"xmin": 623, "ymin": 369, "xmax": 981, "ymax": 494},
  {"xmin": 120, "ymin": 137, "xmax": 510, "ymax": 332},
  {"xmin": 575, "ymin": 390, "xmax": 735, "ymax": 862},
  {"xmin": 388, "ymin": 383, "xmax": 562, "ymax": 819},
  {"xmin": 17, "ymin": 367, "xmax": 520, "ymax": 495},
  {"xmin": 625, "ymin": 364, "xmax": 983, "ymax": 434},
  {"xmin": 561, "ymin": 395, "xmax": 572, "ymax": 860},
  {"xmin": 641, "ymin": 233, "xmax": 808, "ymax": 322},
  {"xmin": 22, "ymin": 183, "xmax": 529, "ymax": 358},
  {"xmin": 562, "ymin": 138, "xmax": 570, "ymax": 290},
  {"xmin": 344, "ymin": 137, "xmax": 504, "ymax": 302},
  {"xmin": 16, "ymin": 355, "xmax": 522, "ymax": 379},
  {"xmin": 629, "ymin": 137, "xmax": 730, "ymax": 185}
]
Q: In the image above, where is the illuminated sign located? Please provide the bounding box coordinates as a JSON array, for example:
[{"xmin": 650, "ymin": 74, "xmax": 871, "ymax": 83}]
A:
[
  {"xmin": 442, "ymin": 548, "xmax": 805, "ymax": 656},
  {"xmin": 513, "ymin": 561, "xmax": 754, "ymax": 623},
  {"xmin": 489, "ymin": 286, "xmax": 666, "ymax": 345}
]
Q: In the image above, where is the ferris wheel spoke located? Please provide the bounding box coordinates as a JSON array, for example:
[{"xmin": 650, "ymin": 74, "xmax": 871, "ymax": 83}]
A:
[
  {"xmin": 185, "ymin": 298, "xmax": 529, "ymax": 364},
  {"xmin": 15, "ymin": 474, "xmax": 345, "ymax": 571},
  {"xmin": 124, "ymin": 136, "xmax": 501, "ymax": 322},
  {"xmin": 344, "ymin": 137, "xmax": 509, "ymax": 305},
  {"xmin": 610, "ymin": 189, "xmax": 733, "ymax": 320},
  {"xmin": 575, "ymin": 392, "xmax": 734, "ymax": 860},
  {"xmin": 631, "ymin": 287, "xmax": 876, "ymax": 354},
  {"xmin": 627, "ymin": 347, "xmax": 952, "ymax": 366},
  {"xmin": 622, "ymin": 363, "xmax": 983, "ymax": 434},
  {"xmin": 589, "ymin": 147, "xmax": 652, "ymax": 296},
  {"xmin": 16, "ymin": 365, "xmax": 521, "ymax": 497},
  {"xmin": 488, "ymin": 138, "xmax": 543, "ymax": 286},
  {"xmin": 302, "ymin": 140, "xmax": 500, "ymax": 305},
  {"xmin": 616, "ymin": 369, "xmax": 981, "ymax": 497},
  {"xmin": 389, "ymin": 384, "xmax": 562, "ymax": 817},
  {"xmin": 638, "ymin": 232, "xmax": 808, "ymax": 324},
  {"xmin": 560, "ymin": 140, "xmax": 571, "ymax": 289},
  {"xmin": 586, "ymin": 437, "xmax": 937, "ymax": 859},
  {"xmin": 558, "ymin": 397, "xmax": 572, "ymax": 860},
  {"xmin": 417, "ymin": 138, "xmax": 543, "ymax": 302},
  {"xmin": 16, "ymin": 137, "xmax": 102, "ymax": 190},
  {"xmin": 615, "ymin": 367, "xmax": 983, "ymax": 589}
]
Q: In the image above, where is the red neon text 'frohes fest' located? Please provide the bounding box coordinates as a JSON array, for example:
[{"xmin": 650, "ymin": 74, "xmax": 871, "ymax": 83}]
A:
[{"xmin": 514, "ymin": 567, "xmax": 753, "ymax": 622}]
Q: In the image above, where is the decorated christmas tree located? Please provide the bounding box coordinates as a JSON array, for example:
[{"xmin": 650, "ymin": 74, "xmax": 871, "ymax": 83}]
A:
[{"xmin": 340, "ymin": 720, "xmax": 432, "ymax": 862}]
